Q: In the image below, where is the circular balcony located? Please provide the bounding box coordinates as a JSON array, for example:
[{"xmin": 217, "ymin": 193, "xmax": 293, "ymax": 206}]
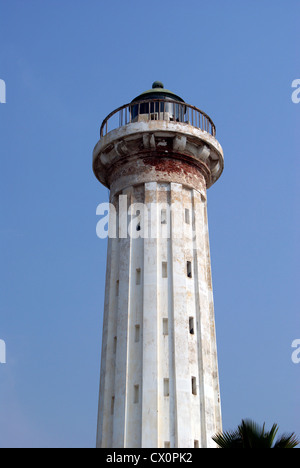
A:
[{"xmin": 100, "ymin": 99, "xmax": 216, "ymax": 138}]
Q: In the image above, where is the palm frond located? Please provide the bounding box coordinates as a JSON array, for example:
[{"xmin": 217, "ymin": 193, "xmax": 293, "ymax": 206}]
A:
[
  {"xmin": 212, "ymin": 429, "xmax": 242, "ymax": 448},
  {"xmin": 273, "ymin": 433, "xmax": 300, "ymax": 449},
  {"xmin": 264, "ymin": 423, "xmax": 279, "ymax": 447},
  {"xmin": 238, "ymin": 419, "xmax": 270, "ymax": 448},
  {"xmin": 212, "ymin": 419, "xmax": 299, "ymax": 449}
]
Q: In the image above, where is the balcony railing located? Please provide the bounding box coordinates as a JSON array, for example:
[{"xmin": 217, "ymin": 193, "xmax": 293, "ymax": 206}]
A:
[{"xmin": 100, "ymin": 99, "xmax": 216, "ymax": 138}]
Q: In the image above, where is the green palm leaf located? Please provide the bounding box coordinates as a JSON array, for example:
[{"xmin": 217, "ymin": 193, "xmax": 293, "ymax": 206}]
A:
[{"xmin": 213, "ymin": 419, "xmax": 299, "ymax": 449}]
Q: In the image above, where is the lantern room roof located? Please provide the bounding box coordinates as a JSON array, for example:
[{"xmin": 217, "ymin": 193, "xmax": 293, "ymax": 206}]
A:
[{"xmin": 131, "ymin": 81, "xmax": 185, "ymax": 103}]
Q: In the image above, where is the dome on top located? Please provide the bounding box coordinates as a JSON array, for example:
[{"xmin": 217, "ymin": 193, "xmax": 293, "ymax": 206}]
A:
[
  {"xmin": 152, "ymin": 81, "xmax": 164, "ymax": 88},
  {"xmin": 131, "ymin": 82, "xmax": 185, "ymax": 103}
]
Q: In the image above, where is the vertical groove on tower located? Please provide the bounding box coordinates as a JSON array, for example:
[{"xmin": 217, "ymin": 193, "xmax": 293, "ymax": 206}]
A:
[
  {"xmin": 157, "ymin": 183, "xmax": 163, "ymax": 447},
  {"xmin": 192, "ymin": 188, "xmax": 221, "ymax": 447},
  {"xmin": 96, "ymin": 193, "xmax": 120, "ymax": 448},
  {"xmin": 142, "ymin": 182, "xmax": 159, "ymax": 448},
  {"xmin": 170, "ymin": 183, "xmax": 193, "ymax": 448},
  {"xmin": 203, "ymin": 201, "xmax": 222, "ymax": 438},
  {"xmin": 112, "ymin": 187, "xmax": 133, "ymax": 447},
  {"xmin": 192, "ymin": 189, "xmax": 207, "ymax": 447},
  {"xmin": 187, "ymin": 187, "xmax": 198, "ymax": 447},
  {"xmin": 166, "ymin": 183, "xmax": 176, "ymax": 448},
  {"xmin": 125, "ymin": 185, "xmax": 144, "ymax": 447}
]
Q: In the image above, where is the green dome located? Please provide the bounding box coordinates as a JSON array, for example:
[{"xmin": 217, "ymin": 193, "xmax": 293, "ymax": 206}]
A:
[{"xmin": 131, "ymin": 81, "xmax": 185, "ymax": 103}]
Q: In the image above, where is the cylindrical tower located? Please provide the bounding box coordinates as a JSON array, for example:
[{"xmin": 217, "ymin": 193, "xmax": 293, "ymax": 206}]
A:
[{"xmin": 93, "ymin": 82, "xmax": 224, "ymax": 448}]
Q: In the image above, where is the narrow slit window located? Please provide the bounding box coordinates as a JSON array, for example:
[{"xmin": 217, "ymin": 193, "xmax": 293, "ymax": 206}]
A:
[
  {"xmin": 163, "ymin": 318, "xmax": 168, "ymax": 336},
  {"xmin": 194, "ymin": 440, "xmax": 199, "ymax": 448},
  {"xmin": 162, "ymin": 261, "xmax": 168, "ymax": 278},
  {"xmin": 187, "ymin": 261, "xmax": 192, "ymax": 278},
  {"xmin": 136, "ymin": 268, "xmax": 141, "ymax": 285},
  {"xmin": 111, "ymin": 396, "xmax": 115, "ymax": 415},
  {"xmin": 161, "ymin": 209, "xmax": 167, "ymax": 224},
  {"xmin": 164, "ymin": 378, "xmax": 170, "ymax": 397},
  {"xmin": 116, "ymin": 280, "xmax": 119, "ymax": 296},
  {"xmin": 192, "ymin": 376, "xmax": 197, "ymax": 395},
  {"xmin": 135, "ymin": 325, "xmax": 140, "ymax": 343},
  {"xmin": 134, "ymin": 385, "xmax": 139, "ymax": 404},
  {"xmin": 113, "ymin": 336, "xmax": 117, "ymax": 353},
  {"xmin": 189, "ymin": 317, "xmax": 195, "ymax": 335},
  {"xmin": 185, "ymin": 208, "xmax": 190, "ymax": 224}
]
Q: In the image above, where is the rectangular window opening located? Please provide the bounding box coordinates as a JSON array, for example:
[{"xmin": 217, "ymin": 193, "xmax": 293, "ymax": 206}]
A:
[
  {"xmin": 161, "ymin": 209, "xmax": 167, "ymax": 225},
  {"xmin": 163, "ymin": 318, "xmax": 168, "ymax": 336},
  {"xmin": 163, "ymin": 378, "xmax": 170, "ymax": 397},
  {"xmin": 113, "ymin": 336, "xmax": 117, "ymax": 353},
  {"xmin": 194, "ymin": 440, "xmax": 199, "ymax": 448},
  {"xmin": 187, "ymin": 261, "xmax": 192, "ymax": 278},
  {"xmin": 192, "ymin": 376, "xmax": 197, "ymax": 395},
  {"xmin": 135, "ymin": 325, "xmax": 140, "ymax": 343},
  {"xmin": 111, "ymin": 396, "xmax": 115, "ymax": 415},
  {"xmin": 116, "ymin": 280, "xmax": 119, "ymax": 296},
  {"xmin": 164, "ymin": 442, "xmax": 171, "ymax": 448},
  {"xmin": 134, "ymin": 385, "xmax": 139, "ymax": 404},
  {"xmin": 136, "ymin": 268, "xmax": 141, "ymax": 285},
  {"xmin": 162, "ymin": 261, "xmax": 168, "ymax": 278},
  {"xmin": 185, "ymin": 208, "xmax": 190, "ymax": 224},
  {"xmin": 189, "ymin": 317, "xmax": 195, "ymax": 335}
]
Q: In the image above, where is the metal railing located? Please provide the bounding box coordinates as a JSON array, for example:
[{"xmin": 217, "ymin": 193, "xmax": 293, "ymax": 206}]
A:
[{"xmin": 100, "ymin": 99, "xmax": 216, "ymax": 138}]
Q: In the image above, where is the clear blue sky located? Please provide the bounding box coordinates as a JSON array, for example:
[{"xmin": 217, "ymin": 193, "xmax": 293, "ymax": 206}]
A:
[{"xmin": 0, "ymin": 0, "xmax": 299, "ymax": 448}]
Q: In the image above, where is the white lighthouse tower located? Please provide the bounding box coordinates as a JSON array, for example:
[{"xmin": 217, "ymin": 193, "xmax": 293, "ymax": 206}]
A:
[{"xmin": 93, "ymin": 82, "xmax": 224, "ymax": 448}]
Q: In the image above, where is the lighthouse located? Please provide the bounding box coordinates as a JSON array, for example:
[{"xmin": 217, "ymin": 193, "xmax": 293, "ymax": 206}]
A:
[{"xmin": 93, "ymin": 82, "xmax": 224, "ymax": 448}]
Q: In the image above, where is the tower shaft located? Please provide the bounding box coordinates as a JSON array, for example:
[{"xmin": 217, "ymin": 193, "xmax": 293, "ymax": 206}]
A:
[{"xmin": 97, "ymin": 180, "xmax": 221, "ymax": 448}]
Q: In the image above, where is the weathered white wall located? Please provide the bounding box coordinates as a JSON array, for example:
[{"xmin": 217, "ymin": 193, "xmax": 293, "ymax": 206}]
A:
[{"xmin": 96, "ymin": 181, "xmax": 222, "ymax": 448}]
